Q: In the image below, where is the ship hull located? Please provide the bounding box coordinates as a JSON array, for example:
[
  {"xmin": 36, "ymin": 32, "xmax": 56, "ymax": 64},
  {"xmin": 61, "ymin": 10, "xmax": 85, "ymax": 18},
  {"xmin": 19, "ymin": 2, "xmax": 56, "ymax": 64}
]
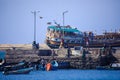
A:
[
  {"xmin": 46, "ymin": 39, "xmax": 82, "ymax": 48},
  {"xmin": 46, "ymin": 39, "xmax": 120, "ymax": 48}
]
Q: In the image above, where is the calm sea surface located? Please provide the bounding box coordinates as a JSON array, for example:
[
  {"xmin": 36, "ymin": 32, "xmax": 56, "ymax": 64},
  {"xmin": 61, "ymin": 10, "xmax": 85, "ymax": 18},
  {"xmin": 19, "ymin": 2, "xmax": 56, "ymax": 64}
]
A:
[{"xmin": 0, "ymin": 70, "xmax": 120, "ymax": 80}]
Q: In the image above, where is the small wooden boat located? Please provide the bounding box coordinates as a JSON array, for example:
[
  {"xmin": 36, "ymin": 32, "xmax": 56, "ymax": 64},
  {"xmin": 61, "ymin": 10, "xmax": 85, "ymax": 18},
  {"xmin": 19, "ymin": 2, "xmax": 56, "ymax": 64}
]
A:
[
  {"xmin": 3, "ymin": 67, "xmax": 33, "ymax": 75},
  {"xmin": 3, "ymin": 62, "xmax": 25, "ymax": 71}
]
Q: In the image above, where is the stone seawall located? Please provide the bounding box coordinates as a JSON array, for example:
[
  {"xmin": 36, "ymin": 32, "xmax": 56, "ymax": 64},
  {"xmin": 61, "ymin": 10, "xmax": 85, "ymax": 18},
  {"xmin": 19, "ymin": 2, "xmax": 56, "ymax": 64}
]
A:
[{"xmin": 0, "ymin": 44, "xmax": 120, "ymax": 69}]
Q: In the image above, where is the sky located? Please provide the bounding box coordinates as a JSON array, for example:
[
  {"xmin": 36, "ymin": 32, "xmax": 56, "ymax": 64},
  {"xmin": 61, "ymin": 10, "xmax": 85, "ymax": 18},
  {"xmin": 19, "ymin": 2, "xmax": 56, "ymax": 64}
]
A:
[{"xmin": 0, "ymin": 0, "xmax": 120, "ymax": 44}]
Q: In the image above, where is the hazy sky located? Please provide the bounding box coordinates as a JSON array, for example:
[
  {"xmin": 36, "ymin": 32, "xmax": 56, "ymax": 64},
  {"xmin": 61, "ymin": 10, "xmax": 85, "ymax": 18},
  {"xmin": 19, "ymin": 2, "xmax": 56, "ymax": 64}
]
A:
[{"xmin": 0, "ymin": 0, "xmax": 120, "ymax": 44}]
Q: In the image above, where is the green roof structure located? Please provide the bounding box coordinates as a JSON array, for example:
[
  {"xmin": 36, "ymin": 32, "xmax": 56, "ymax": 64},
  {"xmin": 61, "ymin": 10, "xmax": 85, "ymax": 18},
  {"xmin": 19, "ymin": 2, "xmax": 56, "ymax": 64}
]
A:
[{"xmin": 48, "ymin": 26, "xmax": 82, "ymax": 33}]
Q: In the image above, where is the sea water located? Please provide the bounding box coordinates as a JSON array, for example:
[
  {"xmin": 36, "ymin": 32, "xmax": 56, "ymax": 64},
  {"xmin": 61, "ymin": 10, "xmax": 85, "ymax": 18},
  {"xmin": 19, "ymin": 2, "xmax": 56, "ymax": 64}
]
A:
[{"xmin": 0, "ymin": 70, "xmax": 120, "ymax": 80}]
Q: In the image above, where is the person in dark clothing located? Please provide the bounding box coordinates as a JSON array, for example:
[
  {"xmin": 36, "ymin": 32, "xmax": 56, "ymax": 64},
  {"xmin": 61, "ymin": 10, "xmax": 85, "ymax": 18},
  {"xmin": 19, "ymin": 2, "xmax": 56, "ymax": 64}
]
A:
[
  {"xmin": 32, "ymin": 41, "xmax": 39, "ymax": 50},
  {"xmin": 36, "ymin": 60, "xmax": 40, "ymax": 70},
  {"xmin": 36, "ymin": 43, "xmax": 39, "ymax": 49},
  {"xmin": 82, "ymin": 49, "xmax": 86, "ymax": 61},
  {"xmin": 32, "ymin": 41, "xmax": 36, "ymax": 49},
  {"xmin": 67, "ymin": 47, "xmax": 71, "ymax": 58},
  {"xmin": 81, "ymin": 49, "xmax": 87, "ymax": 68},
  {"xmin": 40, "ymin": 58, "xmax": 46, "ymax": 69},
  {"xmin": 52, "ymin": 49, "xmax": 55, "ymax": 59}
]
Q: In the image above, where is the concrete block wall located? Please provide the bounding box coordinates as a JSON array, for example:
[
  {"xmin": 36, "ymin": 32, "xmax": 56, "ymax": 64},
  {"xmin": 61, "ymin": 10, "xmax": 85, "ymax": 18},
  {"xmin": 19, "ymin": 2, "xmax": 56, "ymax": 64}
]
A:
[{"xmin": 5, "ymin": 49, "xmax": 39, "ymax": 63}]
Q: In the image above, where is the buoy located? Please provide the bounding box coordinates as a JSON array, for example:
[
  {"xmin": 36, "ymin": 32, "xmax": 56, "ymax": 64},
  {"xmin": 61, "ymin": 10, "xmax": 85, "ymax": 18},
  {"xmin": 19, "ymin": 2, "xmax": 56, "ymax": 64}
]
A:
[{"xmin": 46, "ymin": 63, "xmax": 51, "ymax": 71}]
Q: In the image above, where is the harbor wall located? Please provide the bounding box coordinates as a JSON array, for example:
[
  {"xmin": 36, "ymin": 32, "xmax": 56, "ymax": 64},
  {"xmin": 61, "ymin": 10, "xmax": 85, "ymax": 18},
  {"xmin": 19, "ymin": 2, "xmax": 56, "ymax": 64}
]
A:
[{"xmin": 0, "ymin": 44, "xmax": 120, "ymax": 69}]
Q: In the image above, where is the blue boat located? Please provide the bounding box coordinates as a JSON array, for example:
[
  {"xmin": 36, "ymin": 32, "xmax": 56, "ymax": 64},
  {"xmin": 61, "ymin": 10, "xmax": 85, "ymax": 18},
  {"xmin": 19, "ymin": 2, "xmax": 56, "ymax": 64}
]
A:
[
  {"xmin": 58, "ymin": 62, "xmax": 70, "ymax": 69},
  {"xmin": 51, "ymin": 60, "xmax": 58, "ymax": 70}
]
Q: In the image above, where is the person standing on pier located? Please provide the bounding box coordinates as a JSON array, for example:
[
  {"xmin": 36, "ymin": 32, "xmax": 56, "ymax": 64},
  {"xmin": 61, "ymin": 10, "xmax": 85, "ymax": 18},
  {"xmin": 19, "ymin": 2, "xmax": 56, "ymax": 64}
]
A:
[
  {"xmin": 52, "ymin": 49, "xmax": 55, "ymax": 59},
  {"xmin": 67, "ymin": 47, "xmax": 71, "ymax": 58},
  {"xmin": 82, "ymin": 49, "xmax": 87, "ymax": 68},
  {"xmin": 101, "ymin": 44, "xmax": 107, "ymax": 55}
]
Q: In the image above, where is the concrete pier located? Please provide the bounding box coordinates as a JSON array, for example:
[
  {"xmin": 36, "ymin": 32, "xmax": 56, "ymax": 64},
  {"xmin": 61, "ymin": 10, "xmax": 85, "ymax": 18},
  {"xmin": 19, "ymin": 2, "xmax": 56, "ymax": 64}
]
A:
[{"xmin": 0, "ymin": 44, "xmax": 120, "ymax": 69}]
